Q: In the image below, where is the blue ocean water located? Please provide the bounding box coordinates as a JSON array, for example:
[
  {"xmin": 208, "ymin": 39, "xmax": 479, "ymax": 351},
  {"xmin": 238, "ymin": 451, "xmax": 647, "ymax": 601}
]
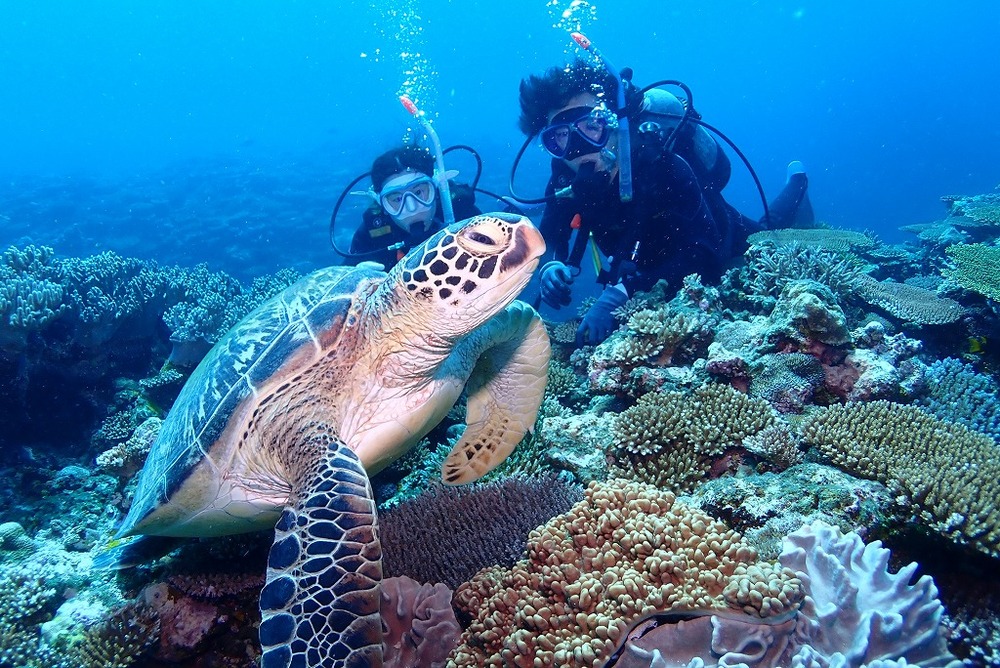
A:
[{"xmin": 1, "ymin": 1, "xmax": 998, "ymax": 281}]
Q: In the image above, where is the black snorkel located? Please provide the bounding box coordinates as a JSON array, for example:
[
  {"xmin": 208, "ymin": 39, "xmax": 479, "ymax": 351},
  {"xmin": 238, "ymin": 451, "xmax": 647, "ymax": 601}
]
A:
[{"xmin": 507, "ymin": 40, "xmax": 772, "ymax": 222}]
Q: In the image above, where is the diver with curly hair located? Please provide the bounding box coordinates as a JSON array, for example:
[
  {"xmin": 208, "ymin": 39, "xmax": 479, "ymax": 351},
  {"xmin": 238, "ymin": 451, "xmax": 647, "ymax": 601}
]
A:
[{"xmin": 518, "ymin": 58, "xmax": 812, "ymax": 346}]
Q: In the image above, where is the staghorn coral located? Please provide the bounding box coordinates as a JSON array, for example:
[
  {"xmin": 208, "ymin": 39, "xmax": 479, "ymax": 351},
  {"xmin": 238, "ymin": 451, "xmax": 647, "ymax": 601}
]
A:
[
  {"xmin": 610, "ymin": 383, "xmax": 777, "ymax": 491},
  {"xmin": 856, "ymin": 275, "xmax": 963, "ymax": 325},
  {"xmin": 447, "ymin": 479, "xmax": 803, "ymax": 668},
  {"xmin": 801, "ymin": 400, "xmax": 1000, "ymax": 558},
  {"xmin": 723, "ymin": 242, "xmax": 867, "ymax": 312},
  {"xmin": 945, "ymin": 243, "xmax": 1000, "ymax": 302},
  {"xmin": 96, "ymin": 417, "xmax": 162, "ymax": 480},
  {"xmin": 747, "ymin": 227, "xmax": 877, "ymax": 253},
  {"xmin": 381, "ymin": 576, "xmax": 460, "ymax": 668},
  {"xmin": 379, "ymin": 476, "xmax": 583, "ymax": 589}
]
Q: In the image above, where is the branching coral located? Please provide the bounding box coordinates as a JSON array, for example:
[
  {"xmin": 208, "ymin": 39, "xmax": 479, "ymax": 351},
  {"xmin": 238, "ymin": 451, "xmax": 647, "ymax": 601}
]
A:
[
  {"xmin": 610, "ymin": 383, "xmax": 777, "ymax": 491},
  {"xmin": 70, "ymin": 602, "xmax": 160, "ymax": 668},
  {"xmin": 723, "ymin": 243, "xmax": 867, "ymax": 312},
  {"xmin": 446, "ymin": 479, "xmax": 802, "ymax": 667},
  {"xmin": 915, "ymin": 357, "xmax": 1000, "ymax": 441},
  {"xmin": 801, "ymin": 400, "xmax": 1000, "ymax": 558}
]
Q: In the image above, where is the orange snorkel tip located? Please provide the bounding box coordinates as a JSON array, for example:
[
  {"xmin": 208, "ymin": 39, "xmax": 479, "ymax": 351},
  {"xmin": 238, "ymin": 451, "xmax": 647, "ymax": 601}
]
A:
[
  {"xmin": 399, "ymin": 95, "xmax": 420, "ymax": 116},
  {"xmin": 571, "ymin": 32, "xmax": 591, "ymax": 50}
]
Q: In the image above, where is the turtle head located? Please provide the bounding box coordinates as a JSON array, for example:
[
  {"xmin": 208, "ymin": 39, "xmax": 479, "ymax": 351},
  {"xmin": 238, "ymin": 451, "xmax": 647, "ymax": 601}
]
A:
[{"xmin": 387, "ymin": 212, "xmax": 545, "ymax": 336}]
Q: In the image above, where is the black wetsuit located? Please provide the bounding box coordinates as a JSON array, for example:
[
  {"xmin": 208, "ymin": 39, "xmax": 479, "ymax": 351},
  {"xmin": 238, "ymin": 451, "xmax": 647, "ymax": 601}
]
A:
[
  {"xmin": 349, "ymin": 183, "xmax": 480, "ymax": 268},
  {"xmin": 539, "ymin": 128, "xmax": 809, "ymax": 294}
]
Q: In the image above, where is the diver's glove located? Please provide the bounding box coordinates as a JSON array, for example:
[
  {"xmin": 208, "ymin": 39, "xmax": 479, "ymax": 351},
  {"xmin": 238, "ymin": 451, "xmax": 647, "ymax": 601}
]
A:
[
  {"xmin": 571, "ymin": 161, "xmax": 612, "ymax": 203},
  {"xmin": 576, "ymin": 285, "xmax": 628, "ymax": 347},
  {"xmin": 540, "ymin": 261, "xmax": 574, "ymax": 308}
]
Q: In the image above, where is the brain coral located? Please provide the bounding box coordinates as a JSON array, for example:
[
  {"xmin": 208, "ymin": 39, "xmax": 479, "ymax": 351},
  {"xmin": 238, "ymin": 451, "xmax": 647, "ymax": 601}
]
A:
[
  {"xmin": 801, "ymin": 400, "xmax": 1000, "ymax": 558},
  {"xmin": 447, "ymin": 479, "xmax": 802, "ymax": 667}
]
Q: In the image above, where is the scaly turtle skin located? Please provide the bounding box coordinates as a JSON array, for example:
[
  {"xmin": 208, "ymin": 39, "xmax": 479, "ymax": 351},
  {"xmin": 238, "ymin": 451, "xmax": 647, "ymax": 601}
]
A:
[{"xmin": 114, "ymin": 213, "xmax": 550, "ymax": 667}]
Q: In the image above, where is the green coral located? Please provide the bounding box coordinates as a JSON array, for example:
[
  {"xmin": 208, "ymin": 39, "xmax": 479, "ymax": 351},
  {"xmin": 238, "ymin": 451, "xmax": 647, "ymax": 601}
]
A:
[
  {"xmin": 801, "ymin": 400, "xmax": 1000, "ymax": 558},
  {"xmin": 747, "ymin": 227, "xmax": 877, "ymax": 252},
  {"xmin": 610, "ymin": 383, "xmax": 777, "ymax": 491},
  {"xmin": 944, "ymin": 243, "xmax": 1000, "ymax": 302},
  {"xmin": 856, "ymin": 275, "xmax": 962, "ymax": 325}
]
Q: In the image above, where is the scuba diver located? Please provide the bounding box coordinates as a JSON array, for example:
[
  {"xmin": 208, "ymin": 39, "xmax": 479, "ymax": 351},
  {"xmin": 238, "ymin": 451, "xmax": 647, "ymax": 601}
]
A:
[
  {"xmin": 513, "ymin": 47, "xmax": 813, "ymax": 347},
  {"xmin": 331, "ymin": 94, "xmax": 521, "ymax": 268},
  {"xmin": 347, "ymin": 145, "xmax": 480, "ymax": 268}
]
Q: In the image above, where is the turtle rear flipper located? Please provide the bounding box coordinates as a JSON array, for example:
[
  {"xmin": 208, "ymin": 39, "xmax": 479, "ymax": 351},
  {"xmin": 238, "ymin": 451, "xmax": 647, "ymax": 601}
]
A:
[
  {"xmin": 442, "ymin": 302, "xmax": 550, "ymax": 485},
  {"xmin": 259, "ymin": 434, "xmax": 383, "ymax": 668},
  {"xmin": 92, "ymin": 534, "xmax": 184, "ymax": 570}
]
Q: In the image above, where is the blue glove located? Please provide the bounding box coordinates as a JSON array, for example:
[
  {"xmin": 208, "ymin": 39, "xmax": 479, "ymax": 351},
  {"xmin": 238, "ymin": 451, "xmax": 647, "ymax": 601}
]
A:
[
  {"xmin": 540, "ymin": 261, "xmax": 574, "ymax": 308},
  {"xmin": 576, "ymin": 286, "xmax": 628, "ymax": 346}
]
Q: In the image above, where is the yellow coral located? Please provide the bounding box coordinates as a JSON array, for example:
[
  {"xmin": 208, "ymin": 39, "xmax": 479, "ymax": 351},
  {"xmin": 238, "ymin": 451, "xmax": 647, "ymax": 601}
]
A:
[
  {"xmin": 447, "ymin": 479, "xmax": 802, "ymax": 668},
  {"xmin": 801, "ymin": 400, "xmax": 1000, "ymax": 557}
]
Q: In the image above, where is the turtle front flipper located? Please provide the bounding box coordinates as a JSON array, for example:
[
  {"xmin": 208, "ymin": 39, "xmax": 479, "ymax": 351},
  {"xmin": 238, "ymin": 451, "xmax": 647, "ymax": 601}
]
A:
[
  {"xmin": 442, "ymin": 302, "xmax": 551, "ymax": 485},
  {"xmin": 260, "ymin": 435, "xmax": 383, "ymax": 668}
]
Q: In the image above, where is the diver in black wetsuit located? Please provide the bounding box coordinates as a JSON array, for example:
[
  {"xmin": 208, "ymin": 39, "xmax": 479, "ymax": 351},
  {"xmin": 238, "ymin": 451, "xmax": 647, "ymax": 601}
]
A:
[
  {"xmin": 350, "ymin": 146, "xmax": 480, "ymax": 268},
  {"xmin": 517, "ymin": 59, "xmax": 813, "ymax": 346}
]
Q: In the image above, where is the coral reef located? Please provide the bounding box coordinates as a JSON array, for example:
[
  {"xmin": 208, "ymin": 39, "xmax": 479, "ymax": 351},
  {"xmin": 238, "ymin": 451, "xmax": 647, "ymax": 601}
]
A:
[
  {"xmin": 802, "ymin": 400, "xmax": 1000, "ymax": 558},
  {"xmin": 447, "ymin": 479, "xmax": 802, "ymax": 667},
  {"xmin": 378, "ymin": 476, "xmax": 583, "ymax": 589},
  {"xmin": 381, "ymin": 576, "xmax": 460, "ymax": 668},
  {"xmin": 614, "ymin": 521, "xmax": 960, "ymax": 668}
]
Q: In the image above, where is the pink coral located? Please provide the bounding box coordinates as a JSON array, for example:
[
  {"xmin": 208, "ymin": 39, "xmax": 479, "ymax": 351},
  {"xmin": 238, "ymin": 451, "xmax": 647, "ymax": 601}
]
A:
[{"xmin": 381, "ymin": 576, "xmax": 460, "ymax": 668}]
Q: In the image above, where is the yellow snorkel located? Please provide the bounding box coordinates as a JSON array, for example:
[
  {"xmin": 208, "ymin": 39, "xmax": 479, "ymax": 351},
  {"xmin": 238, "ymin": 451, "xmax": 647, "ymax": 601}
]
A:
[{"xmin": 399, "ymin": 95, "xmax": 456, "ymax": 225}]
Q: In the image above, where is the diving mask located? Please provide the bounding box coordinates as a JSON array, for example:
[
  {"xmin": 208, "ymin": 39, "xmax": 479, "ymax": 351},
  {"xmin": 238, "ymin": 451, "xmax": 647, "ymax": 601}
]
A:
[
  {"xmin": 378, "ymin": 171, "xmax": 436, "ymax": 217},
  {"xmin": 540, "ymin": 105, "xmax": 616, "ymax": 159}
]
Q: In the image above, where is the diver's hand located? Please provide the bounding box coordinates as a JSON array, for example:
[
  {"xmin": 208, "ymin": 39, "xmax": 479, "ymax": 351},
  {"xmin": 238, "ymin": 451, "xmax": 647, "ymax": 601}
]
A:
[
  {"xmin": 540, "ymin": 261, "xmax": 574, "ymax": 309},
  {"xmin": 576, "ymin": 285, "xmax": 628, "ymax": 347},
  {"xmin": 571, "ymin": 161, "xmax": 612, "ymax": 203}
]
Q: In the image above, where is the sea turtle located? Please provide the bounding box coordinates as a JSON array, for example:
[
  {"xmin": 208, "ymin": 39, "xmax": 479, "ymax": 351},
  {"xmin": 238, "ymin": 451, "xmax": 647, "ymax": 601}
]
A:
[{"xmin": 113, "ymin": 213, "xmax": 550, "ymax": 667}]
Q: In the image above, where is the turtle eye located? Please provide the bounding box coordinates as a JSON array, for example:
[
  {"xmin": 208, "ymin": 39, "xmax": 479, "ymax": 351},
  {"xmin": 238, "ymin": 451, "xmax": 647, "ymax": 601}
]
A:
[{"xmin": 467, "ymin": 231, "xmax": 495, "ymax": 245}]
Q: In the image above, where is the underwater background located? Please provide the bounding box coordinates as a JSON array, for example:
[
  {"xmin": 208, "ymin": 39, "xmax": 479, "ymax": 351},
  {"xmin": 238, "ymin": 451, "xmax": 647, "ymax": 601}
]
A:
[{"xmin": 3, "ymin": 1, "xmax": 1000, "ymax": 667}]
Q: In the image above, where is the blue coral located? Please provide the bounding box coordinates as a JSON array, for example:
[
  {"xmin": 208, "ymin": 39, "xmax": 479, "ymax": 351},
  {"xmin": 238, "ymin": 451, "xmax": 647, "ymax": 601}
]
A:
[{"xmin": 916, "ymin": 357, "xmax": 1000, "ymax": 441}]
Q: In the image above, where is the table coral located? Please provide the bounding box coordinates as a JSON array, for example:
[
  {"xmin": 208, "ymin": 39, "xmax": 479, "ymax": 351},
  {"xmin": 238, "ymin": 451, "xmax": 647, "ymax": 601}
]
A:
[
  {"xmin": 447, "ymin": 479, "xmax": 802, "ymax": 668},
  {"xmin": 856, "ymin": 275, "xmax": 963, "ymax": 325},
  {"xmin": 944, "ymin": 243, "xmax": 1000, "ymax": 302},
  {"xmin": 747, "ymin": 227, "xmax": 877, "ymax": 253},
  {"xmin": 802, "ymin": 400, "xmax": 1000, "ymax": 558}
]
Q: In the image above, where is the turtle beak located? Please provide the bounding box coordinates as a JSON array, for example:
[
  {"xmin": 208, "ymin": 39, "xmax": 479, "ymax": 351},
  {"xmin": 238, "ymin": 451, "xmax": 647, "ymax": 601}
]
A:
[{"xmin": 500, "ymin": 220, "xmax": 546, "ymax": 275}]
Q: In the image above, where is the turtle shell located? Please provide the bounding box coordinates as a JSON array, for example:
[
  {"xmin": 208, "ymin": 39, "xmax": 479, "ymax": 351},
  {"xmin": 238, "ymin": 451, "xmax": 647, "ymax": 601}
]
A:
[{"xmin": 118, "ymin": 263, "xmax": 385, "ymax": 537}]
